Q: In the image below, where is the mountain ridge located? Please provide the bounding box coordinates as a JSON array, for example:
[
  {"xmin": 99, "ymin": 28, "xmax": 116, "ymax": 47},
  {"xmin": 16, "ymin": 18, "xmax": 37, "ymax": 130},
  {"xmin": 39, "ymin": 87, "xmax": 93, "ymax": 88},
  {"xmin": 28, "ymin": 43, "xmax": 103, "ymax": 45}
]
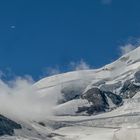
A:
[{"xmin": 1, "ymin": 47, "xmax": 140, "ymax": 139}]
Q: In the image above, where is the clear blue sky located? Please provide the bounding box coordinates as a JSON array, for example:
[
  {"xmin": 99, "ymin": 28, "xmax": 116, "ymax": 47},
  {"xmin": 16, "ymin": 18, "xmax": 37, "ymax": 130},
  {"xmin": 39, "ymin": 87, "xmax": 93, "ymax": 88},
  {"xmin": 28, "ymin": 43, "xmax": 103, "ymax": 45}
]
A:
[{"xmin": 0, "ymin": 0, "xmax": 140, "ymax": 80}]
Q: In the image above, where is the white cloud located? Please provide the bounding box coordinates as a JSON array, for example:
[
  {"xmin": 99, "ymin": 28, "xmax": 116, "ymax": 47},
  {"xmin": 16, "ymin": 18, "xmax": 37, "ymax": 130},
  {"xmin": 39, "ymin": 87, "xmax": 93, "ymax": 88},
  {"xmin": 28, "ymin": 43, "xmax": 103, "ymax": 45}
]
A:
[
  {"xmin": 41, "ymin": 60, "xmax": 91, "ymax": 78},
  {"xmin": 101, "ymin": 0, "xmax": 112, "ymax": 5},
  {"xmin": 70, "ymin": 60, "xmax": 90, "ymax": 71},
  {"xmin": 0, "ymin": 76, "xmax": 56, "ymax": 121},
  {"xmin": 40, "ymin": 66, "xmax": 60, "ymax": 79},
  {"xmin": 44, "ymin": 67, "xmax": 60, "ymax": 76},
  {"xmin": 120, "ymin": 44, "xmax": 137, "ymax": 55}
]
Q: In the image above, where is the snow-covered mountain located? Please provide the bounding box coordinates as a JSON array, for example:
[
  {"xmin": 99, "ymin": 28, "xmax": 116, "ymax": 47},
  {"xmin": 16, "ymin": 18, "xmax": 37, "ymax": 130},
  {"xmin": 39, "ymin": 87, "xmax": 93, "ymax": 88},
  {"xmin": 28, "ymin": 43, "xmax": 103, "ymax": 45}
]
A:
[
  {"xmin": 1, "ymin": 47, "xmax": 140, "ymax": 139},
  {"xmin": 34, "ymin": 46, "xmax": 140, "ymax": 116}
]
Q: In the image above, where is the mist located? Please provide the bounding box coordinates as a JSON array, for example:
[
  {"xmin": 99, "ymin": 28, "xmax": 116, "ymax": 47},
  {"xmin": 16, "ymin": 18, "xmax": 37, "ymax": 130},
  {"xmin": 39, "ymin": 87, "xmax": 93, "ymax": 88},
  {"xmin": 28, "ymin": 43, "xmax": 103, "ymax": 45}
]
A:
[
  {"xmin": 0, "ymin": 76, "xmax": 56, "ymax": 121},
  {"xmin": 0, "ymin": 60, "xmax": 91, "ymax": 121}
]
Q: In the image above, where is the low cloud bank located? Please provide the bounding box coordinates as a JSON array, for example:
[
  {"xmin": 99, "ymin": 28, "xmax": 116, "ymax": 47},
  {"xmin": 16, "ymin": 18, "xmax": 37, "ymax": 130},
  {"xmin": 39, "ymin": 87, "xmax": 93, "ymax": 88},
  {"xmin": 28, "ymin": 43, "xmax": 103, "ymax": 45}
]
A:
[
  {"xmin": 0, "ymin": 60, "xmax": 91, "ymax": 121},
  {"xmin": 0, "ymin": 77, "xmax": 56, "ymax": 121}
]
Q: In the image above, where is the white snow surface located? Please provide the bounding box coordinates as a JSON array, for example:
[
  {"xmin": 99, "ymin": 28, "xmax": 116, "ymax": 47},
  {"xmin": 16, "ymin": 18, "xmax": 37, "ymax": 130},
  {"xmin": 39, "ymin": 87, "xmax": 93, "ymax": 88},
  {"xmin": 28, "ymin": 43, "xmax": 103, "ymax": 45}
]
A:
[{"xmin": 2, "ymin": 47, "xmax": 140, "ymax": 139}]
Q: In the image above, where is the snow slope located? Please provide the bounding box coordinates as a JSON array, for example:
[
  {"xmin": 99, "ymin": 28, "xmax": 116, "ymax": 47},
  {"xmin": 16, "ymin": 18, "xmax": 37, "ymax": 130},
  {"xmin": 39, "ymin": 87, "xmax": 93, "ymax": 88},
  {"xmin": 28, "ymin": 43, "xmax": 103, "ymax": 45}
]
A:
[
  {"xmin": 33, "ymin": 46, "xmax": 140, "ymax": 139},
  {"xmin": 32, "ymin": 47, "xmax": 140, "ymax": 116},
  {"xmin": 1, "ymin": 47, "xmax": 140, "ymax": 139}
]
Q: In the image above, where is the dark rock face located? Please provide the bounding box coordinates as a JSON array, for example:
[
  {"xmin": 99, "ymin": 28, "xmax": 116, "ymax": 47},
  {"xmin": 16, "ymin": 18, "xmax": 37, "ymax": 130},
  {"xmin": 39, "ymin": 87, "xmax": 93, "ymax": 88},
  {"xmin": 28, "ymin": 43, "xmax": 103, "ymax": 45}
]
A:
[
  {"xmin": 0, "ymin": 115, "xmax": 21, "ymax": 136},
  {"xmin": 120, "ymin": 80, "xmax": 140, "ymax": 98},
  {"xmin": 106, "ymin": 92, "xmax": 122, "ymax": 106},
  {"xmin": 135, "ymin": 70, "xmax": 140, "ymax": 83},
  {"xmin": 82, "ymin": 88, "xmax": 108, "ymax": 109},
  {"xmin": 77, "ymin": 88, "xmax": 123, "ymax": 115}
]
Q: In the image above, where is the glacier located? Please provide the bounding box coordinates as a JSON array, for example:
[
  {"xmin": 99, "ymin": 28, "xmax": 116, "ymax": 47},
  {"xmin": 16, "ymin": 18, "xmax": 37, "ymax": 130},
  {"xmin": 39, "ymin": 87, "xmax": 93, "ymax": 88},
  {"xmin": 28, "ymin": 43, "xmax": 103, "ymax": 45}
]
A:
[{"xmin": 1, "ymin": 47, "xmax": 140, "ymax": 139}]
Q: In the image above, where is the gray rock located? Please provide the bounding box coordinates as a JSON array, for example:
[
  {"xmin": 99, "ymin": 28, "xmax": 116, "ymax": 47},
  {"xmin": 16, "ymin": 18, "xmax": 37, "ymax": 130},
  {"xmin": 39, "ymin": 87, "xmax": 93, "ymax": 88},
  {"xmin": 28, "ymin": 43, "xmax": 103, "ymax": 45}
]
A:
[
  {"xmin": 77, "ymin": 88, "xmax": 122, "ymax": 115},
  {"xmin": 0, "ymin": 115, "xmax": 21, "ymax": 136},
  {"xmin": 82, "ymin": 88, "xmax": 108, "ymax": 108},
  {"xmin": 120, "ymin": 80, "xmax": 140, "ymax": 98},
  {"xmin": 134, "ymin": 70, "xmax": 140, "ymax": 83}
]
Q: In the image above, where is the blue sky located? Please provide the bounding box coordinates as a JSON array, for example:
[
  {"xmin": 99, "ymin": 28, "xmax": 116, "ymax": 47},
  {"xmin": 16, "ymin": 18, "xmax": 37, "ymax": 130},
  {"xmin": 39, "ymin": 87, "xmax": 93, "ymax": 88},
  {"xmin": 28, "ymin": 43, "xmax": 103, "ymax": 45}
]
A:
[{"xmin": 0, "ymin": 0, "xmax": 140, "ymax": 80}]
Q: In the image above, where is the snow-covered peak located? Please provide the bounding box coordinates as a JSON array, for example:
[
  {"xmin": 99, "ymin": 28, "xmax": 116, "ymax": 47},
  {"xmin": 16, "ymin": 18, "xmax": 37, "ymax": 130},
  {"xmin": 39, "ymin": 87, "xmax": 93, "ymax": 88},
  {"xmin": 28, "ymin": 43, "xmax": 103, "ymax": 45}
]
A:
[
  {"xmin": 1, "ymin": 47, "xmax": 140, "ymax": 139},
  {"xmin": 34, "ymin": 47, "xmax": 140, "ymax": 94},
  {"xmin": 31, "ymin": 47, "xmax": 140, "ymax": 117}
]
